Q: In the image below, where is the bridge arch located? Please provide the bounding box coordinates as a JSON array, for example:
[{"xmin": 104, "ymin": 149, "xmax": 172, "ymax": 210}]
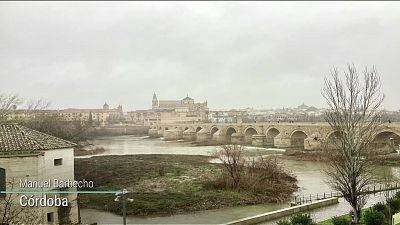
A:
[
  {"xmin": 290, "ymin": 130, "xmax": 308, "ymax": 148},
  {"xmin": 196, "ymin": 127, "xmax": 203, "ymax": 133},
  {"xmin": 373, "ymin": 130, "xmax": 400, "ymax": 152},
  {"xmin": 225, "ymin": 127, "xmax": 237, "ymax": 144},
  {"xmin": 210, "ymin": 126, "xmax": 219, "ymax": 137},
  {"xmin": 325, "ymin": 131, "xmax": 343, "ymax": 149},
  {"xmin": 184, "ymin": 127, "xmax": 189, "ymax": 132},
  {"xmin": 265, "ymin": 127, "xmax": 280, "ymax": 147},
  {"xmin": 244, "ymin": 127, "xmax": 258, "ymax": 144}
]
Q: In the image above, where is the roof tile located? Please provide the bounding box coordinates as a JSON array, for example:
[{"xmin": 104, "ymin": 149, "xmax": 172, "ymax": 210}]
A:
[{"xmin": 0, "ymin": 124, "xmax": 76, "ymax": 152}]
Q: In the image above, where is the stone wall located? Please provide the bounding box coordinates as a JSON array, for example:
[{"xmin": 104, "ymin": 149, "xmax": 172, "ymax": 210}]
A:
[
  {"xmin": 0, "ymin": 148, "xmax": 79, "ymax": 224},
  {"xmin": 87, "ymin": 125, "xmax": 149, "ymax": 136}
]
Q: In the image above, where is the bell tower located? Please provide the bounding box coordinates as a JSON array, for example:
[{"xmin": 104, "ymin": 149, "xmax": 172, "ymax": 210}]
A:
[{"xmin": 152, "ymin": 93, "xmax": 158, "ymax": 109}]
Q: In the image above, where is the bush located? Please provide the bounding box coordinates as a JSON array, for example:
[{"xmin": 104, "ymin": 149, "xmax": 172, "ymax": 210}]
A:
[
  {"xmin": 277, "ymin": 220, "xmax": 291, "ymax": 225},
  {"xmin": 372, "ymin": 202, "xmax": 389, "ymax": 218},
  {"xmin": 373, "ymin": 202, "xmax": 387, "ymax": 213},
  {"xmin": 363, "ymin": 209, "xmax": 385, "ymax": 225},
  {"xmin": 388, "ymin": 198, "xmax": 400, "ymax": 213},
  {"xmin": 212, "ymin": 145, "xmax": 298, "ymax": 202},
  {"xmin": 331, "ymin": 216, "xmax": 351, "ymax": 225},
  {"xmin": 395, "ymin": 191, "xmax": 400, "ymax": 200},
  {"xmin": 290, "ymin": 214, "xmax": 316, "ymax": 225}
]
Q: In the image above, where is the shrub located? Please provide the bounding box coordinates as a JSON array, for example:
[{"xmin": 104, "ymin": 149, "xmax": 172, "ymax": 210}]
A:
[
  {"xmin": 331, "ymin": 216, "xmax": 351, "ymax": 225},
  {"xmin": 277, "ymin": 220, "xmax": 291, "ymax": 225},
  {"xmin": 290, "ymin": 214, "xmax": 316, "ymax": 225},
  {"xmin": 395, "ymin": 191, "xmax": 400, "ymax": 200},
  {"xmin": 372, "ymin": 202, "xmax": 389, "ymax": 218},
  {"xmin": 363, "ymin": 209, "xmax": 385, "ymax": 225},
  {"xmin": 388, "ymin": 198, "xmax": 400, "ymax": 213},
  {"xmin": 373, "ymin": 202, "xmax": 387, "ymax": 213},
  {"xmin": 212, "ymin": 145, "xmax": 298, "ymax": 202}
]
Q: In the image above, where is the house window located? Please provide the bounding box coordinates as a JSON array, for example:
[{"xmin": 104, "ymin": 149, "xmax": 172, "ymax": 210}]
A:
[
  {"xmin": 0, "ymin": 168, "xmax": 5, "ymax": 199},
  {"xmin": 54, "ymin": 158, "xmax": 63, "ymax": 166},
  {"xmin": 47, "ymin": 212, "xmax": 54, "ymax": 222}
]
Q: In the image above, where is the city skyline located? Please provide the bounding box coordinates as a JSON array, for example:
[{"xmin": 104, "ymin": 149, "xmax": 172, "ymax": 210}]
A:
[{"xmin": 1, "ymin": 2, "xmax": 400, "ymax": 111}]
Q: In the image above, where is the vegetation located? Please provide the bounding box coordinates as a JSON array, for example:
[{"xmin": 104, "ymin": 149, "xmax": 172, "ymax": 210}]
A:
[
  {"xmin": 322, "ymin": 64, "xmax": 385, "ymax": 223},
  {"xmin": 211, "ymin": 145, "xmax": 298, "ymax": 202},
  {"xmin": 331, "ymin": 216, "xmax": 351, "ymax": 225},
  {"xmin": 75, "ymin": 154, "xmax": 297, "ymax": 216},
  {"xmin": 363, "ymin": 209, "xmax": 385, "ymax": 225},
  {"xmin": 319, "ymin": 191, "xmax": 400, "ymax": 225},
  {"xmin": 0, "ymin": 93, "xmax": 22, "ymax": 121},
  {"xmin": 278, "ymin": 214, "xmax": 317, "ymax": 225},
  {"xmin": 0, "ymin": 93, "xmax": 91, "ymax": 142},
  {"xmin": 22, "ymin": 114, "xmax": 91, "ymax": 142},
  {"xmin": 0, "ymin": 179, "xmax": 42, "ymax": 224}
]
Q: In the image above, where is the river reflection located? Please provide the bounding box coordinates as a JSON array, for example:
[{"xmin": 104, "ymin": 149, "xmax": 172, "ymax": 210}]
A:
[{"xmin": 78, "ymin": 135, "xmax": 400, "ymax": 224}]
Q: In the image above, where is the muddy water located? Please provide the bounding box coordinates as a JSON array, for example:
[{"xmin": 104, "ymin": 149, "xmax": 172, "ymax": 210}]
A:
[{"xmin": 78, "ymin": 135, "xmax": 398, "ymax": 224}]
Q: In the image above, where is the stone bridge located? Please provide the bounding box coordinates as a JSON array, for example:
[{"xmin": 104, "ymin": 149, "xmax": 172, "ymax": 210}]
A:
[{"xmin": 148, "ymin": 122, "xmax": 400, "ymax": 151}]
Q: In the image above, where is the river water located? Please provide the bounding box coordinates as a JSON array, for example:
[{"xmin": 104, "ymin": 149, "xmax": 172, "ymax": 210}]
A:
[{"xmin": 78, "ymin": 135, "xmax": 399, "ymax": 224}]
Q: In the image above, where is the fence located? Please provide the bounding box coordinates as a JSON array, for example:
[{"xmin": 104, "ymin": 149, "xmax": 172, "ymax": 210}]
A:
[{"xmin": 292, "ymin": 183, "xmax": 400, "ymax": 206}]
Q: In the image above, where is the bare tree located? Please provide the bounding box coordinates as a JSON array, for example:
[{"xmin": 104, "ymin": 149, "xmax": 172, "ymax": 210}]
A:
[
  {"xmin": 0, "ymin": 93, "xmax": 50, "ymax": 122},
  {"xmin": 322, "ymin": 64, "xmax": 384, "ymax": 223},
  {"xmin": 214, "ymin": 145, "xmax": 246, "ymax": 189},
  {"xmin": 1, "ymin": 179, "xmax": 42, "ymax": 224},
  {"xmin": 0, "ymin": 93, "xmax": 21, "ymax": 122},
  {"xmin": 24, "ymin": 98, "xmax": 51, "ymax": 113}
]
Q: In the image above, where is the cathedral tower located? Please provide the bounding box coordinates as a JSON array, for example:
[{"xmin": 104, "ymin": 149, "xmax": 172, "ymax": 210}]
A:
[{"xmin": 152, "ymin": 93, "xmax": 158, "ymax": 109}]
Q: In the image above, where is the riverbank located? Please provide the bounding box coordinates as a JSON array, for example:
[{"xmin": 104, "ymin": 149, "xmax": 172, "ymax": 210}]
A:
[
  {"xmin": 74, "ymin": 146, "xmax": 105, "ymax": 156},
  {"xmin": 281, "ymin": 149, "xmax": 400, "ymax": 166},
  {"xmin": 75, "ymin": 154, "xmax": 297, "ymax": 216}
]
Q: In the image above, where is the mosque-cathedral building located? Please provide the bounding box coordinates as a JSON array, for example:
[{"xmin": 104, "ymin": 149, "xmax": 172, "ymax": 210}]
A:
[{"xmin": 127, "ymin": 93, "xmax": 209, "ymax": 126}]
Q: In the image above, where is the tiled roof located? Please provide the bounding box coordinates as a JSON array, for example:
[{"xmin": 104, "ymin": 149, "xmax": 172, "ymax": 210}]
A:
[{"xmin": 0, "ymin": 124, "xmax": 76, "ymax": 152}]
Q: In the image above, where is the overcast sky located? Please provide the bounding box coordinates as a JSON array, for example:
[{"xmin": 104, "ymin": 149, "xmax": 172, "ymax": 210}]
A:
[{"xmin": 1, "ymin": 2, "xmax": 399, "ymax": 111}]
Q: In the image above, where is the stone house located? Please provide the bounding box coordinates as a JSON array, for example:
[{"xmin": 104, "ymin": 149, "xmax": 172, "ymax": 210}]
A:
[{"xmin": 0, "ymin": 124, "xmax": 79, "ymax": 224}]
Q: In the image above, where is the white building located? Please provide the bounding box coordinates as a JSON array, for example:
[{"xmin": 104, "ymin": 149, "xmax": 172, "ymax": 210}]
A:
[{"xmin": 0, "ymin": 124, "xmax": 79, "ymax": 224}]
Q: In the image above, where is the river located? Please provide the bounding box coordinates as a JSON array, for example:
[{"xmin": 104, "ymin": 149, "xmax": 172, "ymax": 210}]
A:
[{"xmin": 78, "ymin": 135, "xmax": 399, "ymax": 224}]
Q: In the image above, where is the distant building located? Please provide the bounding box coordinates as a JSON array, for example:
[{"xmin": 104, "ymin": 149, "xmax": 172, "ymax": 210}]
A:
[
  {"xmin": 208, "ymin": 110, "xmax": 248, "ymax": 123},
  {"xmin": 6, "ymin": 103, "xmax": 124, "ymax": 126},
  {"xmin": 0, "ymin": 124, "xmax": 79, "ymax": 224},
  {"xmin": 127, "ymin": 93, "xmax": 209, "ymax": 126}
]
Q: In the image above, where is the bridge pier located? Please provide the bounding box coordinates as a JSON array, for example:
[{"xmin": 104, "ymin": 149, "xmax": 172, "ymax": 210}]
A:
[
  {"xmin": 304, "ymin": 133, "xmax": 322, "ymax": 150},
  {"xmin": 264, "ymin": 137, "xmax": 275, "ymax": 146},
  {"xmin": 164, "ymin": 128, "xmax": 183, "ymax": 141},
  {"xmin": 252, "ymin": 135, "xmax": 266, "ymax": 146},
  {"xmin": 196, "ymin": 128, "xmax": 211, "ymax": 144},
  {"xmin": 231, "ymin": 133, "xmax": 244, "ymax": 144},
  {"xmin": 149, "ymin": 128, "xmax": 159, "ymax": 138},
  {"xmin": 158, "ymin": 129, "xmax": 164, "ymax": 137},
  {"xmin": 274, "ymin": 134, "xmax": 291, "ymax": 148},
  {"xmin": 183, "ymin": 128, "xmax": 196, "ymax": 141},
  {"xmin": 212, "ymin": 130, "xmax": 227, "ymax": 144}
]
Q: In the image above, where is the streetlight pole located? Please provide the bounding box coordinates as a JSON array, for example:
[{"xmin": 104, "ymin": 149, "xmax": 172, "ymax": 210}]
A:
[
  {"xmin": 115, "ymin": 189, "xmax": 133, "ymax": 225},
  {"xmin": 123, "ymin": 197, "xmax": 127, "ymax": 225}
]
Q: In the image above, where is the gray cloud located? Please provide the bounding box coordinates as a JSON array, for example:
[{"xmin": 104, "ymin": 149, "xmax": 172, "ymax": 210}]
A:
[{"xmin": 1, "ymin": 2, "xmax": 399, "ymax": 110}]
